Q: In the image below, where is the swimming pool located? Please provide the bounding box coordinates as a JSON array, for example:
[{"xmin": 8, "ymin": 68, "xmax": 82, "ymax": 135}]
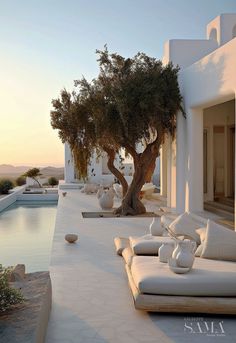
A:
[{"xmin": 0, "ymin": 201, "xmax": 57, "ymax": 272}]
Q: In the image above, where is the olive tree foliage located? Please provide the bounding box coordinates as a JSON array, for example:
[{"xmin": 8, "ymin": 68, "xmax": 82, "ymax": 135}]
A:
[
  {"xmin": 51, "ymin": 47, "xmax": 184, "ymax": 215},
  {"xmin": 51, "ymin": 88, "xmax": 129, "ymax": 195},
  {"xmin": 23, "ymin": 168, "xmax": 42, "ymax": 188},
  {"xmin": 51, "ymin": 91, "xmax": 97, "ymax": 180}
]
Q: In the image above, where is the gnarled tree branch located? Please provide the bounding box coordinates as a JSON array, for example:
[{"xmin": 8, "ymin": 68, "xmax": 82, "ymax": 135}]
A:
[{"xmin": 103, "ymin": 147, "xmax": 128, "ymax": 197}]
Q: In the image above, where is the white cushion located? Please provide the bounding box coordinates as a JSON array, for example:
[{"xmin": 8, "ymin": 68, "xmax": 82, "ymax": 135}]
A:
[
  {"xmin": 196, "ymin": 227, "xmax": 207, "ymax": 242},
  {"xmin": 169, "ymin": 212, "xmax": 206, "ymax": 243},
  {"xmin": 195, "ymin": 244, "xmax": 204, "ymax": 257},
  {"xmin": 201, "ymin": 220, "xmax": 236, "ymax": 261},
  {"xmin": 160, "ymin": 214, "xmax": 177, "ymax": 230},
  {"xmin": 83, "ymin": 183, "xmax": 99, "ymax": 194},
  {"xmin": 195, "ymin": 227, "xmax": 207, "ymax": 257},
  {"xmin": 114, "ymin": 237, "xmax": 129, "ymax": 255},
  {"xmin": 141, "ymin": 183, "xmax": 155, "ymax": 192},
  {"xmin": 129, "ymin": 235, "xmax": 174, "ymax": 255},
  {"xmin": 131, "ymin": 256, "xmax": 236, "ymax": 296}
]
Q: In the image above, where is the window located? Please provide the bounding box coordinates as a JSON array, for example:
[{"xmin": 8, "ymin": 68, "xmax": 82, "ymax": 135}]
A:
[{"xmin": 209, "ymin": 28, "xmax": 217, "ymax": 41}]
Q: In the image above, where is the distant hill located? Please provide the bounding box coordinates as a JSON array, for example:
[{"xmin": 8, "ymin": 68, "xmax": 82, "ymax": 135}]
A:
[
  {"xmin": 0, "ymin": 164, "xmax": 64, "ymax": 180},
  {"xmin": 0, "ymin": 164, "xmax": 29, "ymax": 176},
  {"xmin": 40, "ymin": 166, "xmax": 64, "ymax": 179}
]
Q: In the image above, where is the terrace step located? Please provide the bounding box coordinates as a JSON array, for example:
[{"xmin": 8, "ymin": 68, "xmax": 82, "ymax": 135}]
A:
[
  {"xmin": 204, "ymin": 201, "xmax": 234, "ymax": 221},
  {"xmin": 215, "ymin": 197, "xmax": 234, "ymax": 207},
  {"xmin": 205, "ymin": 201, "xmax": 234, "ymax": 213},
  {"xmin": 59, "ymin": 183, "xmax": 83, "ymax": 190}
]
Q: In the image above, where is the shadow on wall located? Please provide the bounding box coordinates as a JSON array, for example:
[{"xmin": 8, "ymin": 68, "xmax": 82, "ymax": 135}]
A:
[{"xmin": 182, "ymin": 52, "xmax": 229, "ymax": 110}]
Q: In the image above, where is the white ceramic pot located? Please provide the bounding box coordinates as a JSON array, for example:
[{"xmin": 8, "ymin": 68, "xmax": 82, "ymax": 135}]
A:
[
  {"xmin": 98, "ymin": 188, "xmax": 114, "ymax": 209},
  {"xmin": 172, "ymin": 239, "xmax": 182, "ymax": 259},
  {"xmin": 159, "ymin": 243, "xmax": 174, "ymax": 263},
  {"xmin": 149, "ymin": 217, "xmax": 163, "ymax": 236},
  {"xmin": 175, "ymin": 240, "xmax": 196, "ymax": 268}
]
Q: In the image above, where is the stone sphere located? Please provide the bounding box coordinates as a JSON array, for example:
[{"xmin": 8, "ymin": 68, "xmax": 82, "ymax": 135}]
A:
[{"xmin": 65, "ymin": 234, "xmax": 78, "ymax": 243}]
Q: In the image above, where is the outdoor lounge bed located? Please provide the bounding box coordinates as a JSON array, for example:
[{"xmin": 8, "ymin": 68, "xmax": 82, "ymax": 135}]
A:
[
  {"xmin": 125, "ymin": 257, "xmax": 236, "ymax": 314},
  {"xmin": 114, "ymin": 213, "xmax": 236, "ymax": 314}
]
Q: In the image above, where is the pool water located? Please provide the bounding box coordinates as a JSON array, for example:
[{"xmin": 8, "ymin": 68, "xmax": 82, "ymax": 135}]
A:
[{"xmin": 0, "ymin": 201, "xmax": 57, "ymax": 272}]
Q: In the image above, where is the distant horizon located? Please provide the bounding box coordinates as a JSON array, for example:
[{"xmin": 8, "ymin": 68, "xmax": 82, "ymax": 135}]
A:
[{"xmin": 0, "ymin": 163, "xmax": 64, "ymax": 168}]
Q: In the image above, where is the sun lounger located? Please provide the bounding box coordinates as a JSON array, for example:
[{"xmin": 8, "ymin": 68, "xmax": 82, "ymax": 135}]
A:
[
  {"xmin": 126, "ymin": 256, "xmax": 236, "ymax": 314},
  {"xmin": 114, "ymin": 213, "xmax": 236, "ymax": 314}
]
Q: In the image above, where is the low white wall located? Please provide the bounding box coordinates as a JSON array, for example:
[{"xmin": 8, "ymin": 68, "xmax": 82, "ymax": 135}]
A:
[
  {"xmin": 0, "ymin": 186, "xmax": 58, "ymax": 212},
  {"xmin": 0, "ymin": 186, "xmax": 25, "ymax": 212},
  {"xmin": 17, "ymin": 194, "xmax": 58, "ymax": 201},
  {"xmin": 26, "ymin": 177, "xmax": 48, "ymax": 187}
]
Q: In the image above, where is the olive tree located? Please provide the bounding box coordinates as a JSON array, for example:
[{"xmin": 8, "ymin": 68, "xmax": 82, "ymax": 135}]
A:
[
  {"xmin": 51, "ymin": 47, "xmax": 184, "ymax": 215},
  {"xmin": 23, "ymin": 168, "xmax": 42, "ymax": 188}
]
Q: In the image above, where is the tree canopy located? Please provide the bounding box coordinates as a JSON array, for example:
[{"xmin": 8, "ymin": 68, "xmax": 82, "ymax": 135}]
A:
[
  {"xmin": 23, "ymin": 168, "xmax": 42, "ymax": 188},
  {"xmin": 51, "ymin": 47, "xmax": 184, "ymax": 215}
]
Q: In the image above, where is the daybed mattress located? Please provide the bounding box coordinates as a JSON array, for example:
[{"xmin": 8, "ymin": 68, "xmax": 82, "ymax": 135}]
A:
[
  {"xmin": 129, "ymin": 235, "xmax": 174, "ymax": 255},
  {"xmin": 131, "ymin": 256, "xmax": 236, "ymax": 296}
]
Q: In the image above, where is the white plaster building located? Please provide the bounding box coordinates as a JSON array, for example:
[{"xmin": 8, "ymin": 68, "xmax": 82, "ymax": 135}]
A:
[
  {"xmin": 160, "ymin": 14, "xmax": 236, "ymax": 227},
  {"xmin": 64, "ymin": 13, "xmax": 235, "ymax": 225},
  {"xmin": 64, "ymin": 142, "xmax": 135, "ymax": 185},
  {"xmin": 64, "ymin": 141, "xmax": 160, "ymax": 186}
]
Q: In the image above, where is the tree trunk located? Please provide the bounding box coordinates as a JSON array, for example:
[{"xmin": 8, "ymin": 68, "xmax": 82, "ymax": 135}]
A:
[
  {"xmin": 145, "ymin": 159, "xmax": 156, "ymax": 183},
  {"xmin": 33, "ymin": 177, "xmax": 42, "ymax": 188},
  {"xmin": 103, "ymin": 148, "xmax": 128, "ymax": 197},
  {"xmin": 114, "ymin": 143, "xmax": 160, "ymax": 216},
  {"xmin": 114, "ymin": 158, "xmax": 150, "ymax": 215}
]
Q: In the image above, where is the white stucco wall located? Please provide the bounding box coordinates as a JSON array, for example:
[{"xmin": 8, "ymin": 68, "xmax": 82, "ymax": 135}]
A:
[
  {"xmin": 162, "ymin": 39, "xmax": 217, "ymax": 69},
  {"xmin": 180, "ymin": 39, "xmax": 236, "ymax": 213},
  {"xmin": 162, "ymin": 14, "xmax": 236, "ymax": 218}
]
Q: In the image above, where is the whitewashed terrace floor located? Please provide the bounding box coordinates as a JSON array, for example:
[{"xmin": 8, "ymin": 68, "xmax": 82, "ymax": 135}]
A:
[{"xmin": 46, "ymin": 190, "xmax": 236, "ymax": 343}]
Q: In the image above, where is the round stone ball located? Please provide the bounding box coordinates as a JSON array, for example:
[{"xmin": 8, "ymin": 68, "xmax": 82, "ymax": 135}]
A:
[{"xmin": 65, "ymin": 234, "xmax": 78, "ymax": 243}]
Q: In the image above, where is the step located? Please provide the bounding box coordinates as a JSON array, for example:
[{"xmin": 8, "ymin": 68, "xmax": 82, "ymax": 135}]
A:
[
  {"xmin": 204, "ymin": 203, "xmax": 235, "ymax": 221},
  {"xmin": 216, "ymin": 198, "xmax": 234, "ymax": 207},
  {"xmin": 214, "ymin": 196, "xmax": 234, "ymax": 207},
  {"xmin": 59, "ymin": 183, "xmax": 83, "ymax": 190},
  {"xmin": 205, "ymin": 201, "xmax": 234, "ymax": 214}
]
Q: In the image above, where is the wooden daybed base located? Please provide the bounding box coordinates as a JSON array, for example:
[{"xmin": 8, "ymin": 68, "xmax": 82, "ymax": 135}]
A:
[{"xmin": 125, "ymin": 264, "xmax": 236, "ymax": 314}]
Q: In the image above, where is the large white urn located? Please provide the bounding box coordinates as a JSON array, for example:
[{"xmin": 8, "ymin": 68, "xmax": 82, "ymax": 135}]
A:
[{"xmin": 97, "ymin": 187, "xmax": 115, "ymax": 209}]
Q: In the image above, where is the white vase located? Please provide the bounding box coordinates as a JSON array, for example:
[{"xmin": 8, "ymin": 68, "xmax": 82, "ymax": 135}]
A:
[
  {"xmin": 172, "ymin": 239, "xmax": 182, "ymax": 259},
  {"xmin": 159, "ymin": 243, "xmax": 174, "ymax": 263},
  {"xmin": 98, "ymin": 188, "xmax": 114, "ymax": 209},
  {"xmin": 149, "ymin": 217, "xmax": 163, "ymax": 236},
  {"xmin": 175, "ymin": 240, "xmax": 196, "ymax": 269}
]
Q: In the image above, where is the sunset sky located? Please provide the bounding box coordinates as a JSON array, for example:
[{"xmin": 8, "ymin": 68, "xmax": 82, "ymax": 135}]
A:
[{"xmin": 1, "ymin": 0, "xmax": 236, "ymax": 166}]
